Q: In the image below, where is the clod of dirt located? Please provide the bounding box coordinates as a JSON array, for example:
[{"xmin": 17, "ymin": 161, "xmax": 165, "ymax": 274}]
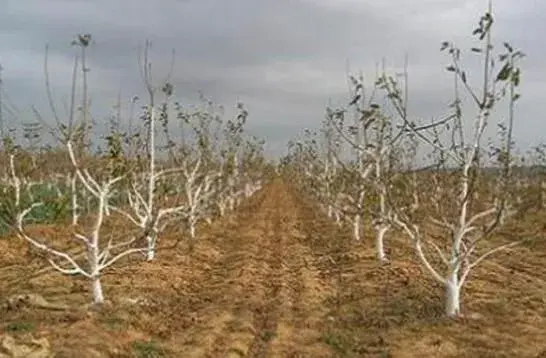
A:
[
  {"xmin": 118, "ymin": 296, "xmax": 154, "ymax": 307},
  {"xmin": 3, "ymin": 293, "xmax": 70, "ymax": 311},
  {"xmin": 0, "ymin": 334, "xmax": 53, "ymax": 358}
]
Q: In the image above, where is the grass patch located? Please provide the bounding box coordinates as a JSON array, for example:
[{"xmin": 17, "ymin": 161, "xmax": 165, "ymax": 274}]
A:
[
  {"xmin": 131, "ymin": 339, "xmax": 166, "ymax": 358},
  {"xmin": 261, "ymin": 329, "xmax": 277, "ymax": 342},
  {"xmin": 99, "ymin": 315, "xmax": 126, "ymax": 331},
  {"xmin": 321, "ymin": 331, "xmax": 349, "ymax": 356},
  {"xmin": 5, "ymin": 321, "xmax": 35, "ymax": 333}
]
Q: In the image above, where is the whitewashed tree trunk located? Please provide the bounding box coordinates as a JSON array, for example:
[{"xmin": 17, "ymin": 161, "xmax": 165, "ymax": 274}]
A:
[
  {"xmin": 146, "ymin": 234, "xmax": 156, "ymax": 261},
  {"xmin": 445, "ymin": 269, "xmax": 461, "ymax": 317},
  {"xmin": 71, "ymin": 173, "xmax": 79, "ymax": 225},
  {"xmin": 244, "ymin": 182, "xmax": 252, "ymax": 198},
  {"xmin": 335, "ymin": 210, "xmax": 342, "ymax": 227},
  {"xmin": 353, "ymin": 214, "xmax": 361, "ymax": 241},
  {"xmin": 375, "ymin": 225, "xmax": 389, "ymax": 262},
  {"xmin": 228, "ymin": 196, "xmax": 235, "ymax": 211},
  {"xmin": 189, "ymin": 220, "xmax": 196, "ymax": 239},
  {"xmin": 218, "ymin": 201, "xmax": 226, "ymax": 216},
  {"xmin": 146, "ymin": 107, "xmax": 156, "ymax": 259},
  {"xmin": 91, "ymin": 276, "xmax": 104, "ymax": 304},
  {"xmin": 87, "ymin": 241, "xmax": 104, "ymax": 304}
]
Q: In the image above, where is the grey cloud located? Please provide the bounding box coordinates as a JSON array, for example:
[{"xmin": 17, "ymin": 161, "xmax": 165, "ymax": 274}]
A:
[{"xmin": 1, "ymin": 0, "xmax": 545, "ymax": 157}]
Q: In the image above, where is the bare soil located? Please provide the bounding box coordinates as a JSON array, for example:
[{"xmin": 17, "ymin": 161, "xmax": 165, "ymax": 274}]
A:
[{"xmin": 1, "ymin": 180, "xmax": 545, "ymax": 357}]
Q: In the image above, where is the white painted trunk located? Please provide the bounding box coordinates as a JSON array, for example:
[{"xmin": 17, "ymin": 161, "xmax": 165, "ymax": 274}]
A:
[
  {"xmin": 335, "ymin": 211, "xmax": 342, "ymax": 227},
  {"xmin": 228, "ymin": 197, "xmax": 235, "ymax": 211},
  {"xmin": 244, "ymin": 183, "xmax": 252, "ymax": 198},
  {"xmin": 189, "ymin": 221, "xmax": 196, "ymax": 239},
  {"xmin": 146, "ymin": 235, "xmax": 156, "ymax": 261},
  {"xmin": 327, "ymin": 205, "xmax": 333, "ymax": 219},
  {"xmin": 92, "ymin": 276, "xmax": 104, "ymax": 304},
  {"xmin": 71, "ymin": 175, "xmax": 79, "ymax": 226},
  {"xmin": 375, "ymin": 225, "xmax": 389, "ymax": 262},
  {"xmin": 353, "ymin": 214, "xmax": 361, "ymax": 241},
  {"xmin": 445, "ymin": 271, "xmax": 461, "ymax": 317}
]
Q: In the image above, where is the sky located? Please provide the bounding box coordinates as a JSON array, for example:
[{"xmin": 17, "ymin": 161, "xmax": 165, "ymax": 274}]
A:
[{"xmin": 0, "ymin": 0, "xmax": 545, "ymax": 158}]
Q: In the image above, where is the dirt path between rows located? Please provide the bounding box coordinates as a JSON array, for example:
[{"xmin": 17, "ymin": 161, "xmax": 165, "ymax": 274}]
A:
[{"xmin": 166, "ymin": 180, "xmax": 336, "ymax": 357}]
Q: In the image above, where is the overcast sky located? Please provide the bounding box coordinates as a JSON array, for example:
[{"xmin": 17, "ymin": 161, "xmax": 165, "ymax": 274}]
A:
[{"xmin": 1, "ymin": 0, "xmax": 544, "ymax": 157}]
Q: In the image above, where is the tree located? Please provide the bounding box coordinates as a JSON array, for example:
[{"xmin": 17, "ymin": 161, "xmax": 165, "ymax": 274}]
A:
[{"xmin": 383, "ymin": 1, "xmax": 526, "ymax": 317}]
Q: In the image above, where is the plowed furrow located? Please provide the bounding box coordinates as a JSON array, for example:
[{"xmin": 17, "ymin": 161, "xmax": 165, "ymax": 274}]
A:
[
  {"xmin": 169, "ymin": 181, "xmax": 337, "ymax": 357},
  {"xmin": 244, "ymin": 190, "xmax": 282, "ymax": 357}
]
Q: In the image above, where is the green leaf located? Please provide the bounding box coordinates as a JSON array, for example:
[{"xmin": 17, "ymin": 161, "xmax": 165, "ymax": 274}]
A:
[
  {"xmin": 471, "ymin": 47, "xmax": 482, "ymax": 53},
  {"xmin": 496, "ymin": 63, "xmax": 512, "ymax": 81},
  {"xmin": 512, "ymin": 68, "xmax": 520, "ymax": 86},
  {"xmin": 348, "ymin": 94, "xmax": 361, "ymax": 106},
  {"xmin": 446, "ymin": 65, "xmax": 456, "ymax": 72}
]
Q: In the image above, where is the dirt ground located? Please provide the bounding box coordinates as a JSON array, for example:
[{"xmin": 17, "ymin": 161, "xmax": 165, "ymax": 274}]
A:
[{"xmin": 1, "ymin": 180, "xmax": 545, "ymax": 357}]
